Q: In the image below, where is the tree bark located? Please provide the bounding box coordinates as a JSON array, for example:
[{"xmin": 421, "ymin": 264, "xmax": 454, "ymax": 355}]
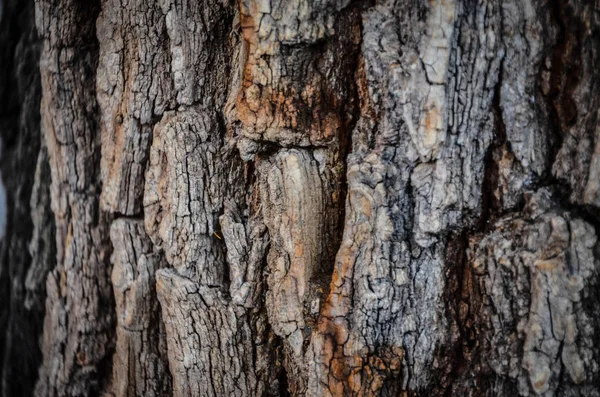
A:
[{"xmin": 1, "ymin": 0, "xmax": 600, "ymax": 396}]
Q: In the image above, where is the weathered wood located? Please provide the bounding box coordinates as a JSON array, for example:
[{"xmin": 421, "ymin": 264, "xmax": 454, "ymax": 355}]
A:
[
  {"xmin": 456, "ymin": 189, "xmax": 600, "ymax": 396},
  {"xmin": 106, "ymin": 218, "xmax": 171, "ymax": 397},
  {"xmin": 1, "ymin": 0, "xmax": 600, "ymax": 396},
  {"xmin": 33, "ymin": 1, "xmax": 115, "ymax": 395}
]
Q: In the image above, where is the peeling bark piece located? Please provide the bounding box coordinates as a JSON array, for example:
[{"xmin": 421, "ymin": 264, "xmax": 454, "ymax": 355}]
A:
[
  {"xmin": 259, "ymin": 147, "xmax": 348, "ymax": 393},
  {"xmin": 459, "ymin": 188, "xmax": 600, "ymax": 395},
  {"xmin": 97, "ymin": 0, "xmax": 173, "ymax": 215},
  {"xmin": 259, "ymin": 149, "xmax": 326, "ymax": 360},
  {"xmin": 405, "ymin": 0, "xmax": 455, "ymax": 161},
  {"xmin": 156, "ymin": 268, "xmax": 262, "ymax": 397},
  {"xmin": 144, "ymin": 109, "xmax": 226, "ymax": 284},
  {"xmin": 107, "ymin": 218, "xmax": 171, "ymax": 397}
]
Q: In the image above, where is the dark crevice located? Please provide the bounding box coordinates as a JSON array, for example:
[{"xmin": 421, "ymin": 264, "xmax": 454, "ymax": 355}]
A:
[
  {"xmin": 545, "ymin": 0, "xmax": 582, "ymax": 171},
  {"xmin": 0, "ymin": 1, "xmax": 45, "ymax": 396},
  {"xmin": 435, "ymin": 229, "xmax": 469, "ymax": 397},
  {"xmin": 478, "ymin": 53, "xmax": 507, "ymax": 234},
  {"xmin": 88, "ymin": 0, "xmax": 118, "ymax": 392},
  {"xmin": 323, "ymin": 4, "xmax": 365, "ymax": 291},
  {"xmin": 437, "ymin": 4, "xmax": 511, "ymax": 394},
  {"xmin": 277, "ymin": 357, "xmax": 291, "ymax": 397},
  {"xmin": 541, "ymin": 0, "xmax": 600, "ymax": 232}
]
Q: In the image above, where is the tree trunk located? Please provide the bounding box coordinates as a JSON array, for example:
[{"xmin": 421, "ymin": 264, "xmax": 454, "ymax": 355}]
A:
[{"xmin": 1, "ymin": 0, "xmax": 600, "ymax": 395}]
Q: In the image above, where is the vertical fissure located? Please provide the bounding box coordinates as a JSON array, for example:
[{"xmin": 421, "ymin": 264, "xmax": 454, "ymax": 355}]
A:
[{"xmin": 479, "ymin": 53, "xmax": 508, "ymax": 231}]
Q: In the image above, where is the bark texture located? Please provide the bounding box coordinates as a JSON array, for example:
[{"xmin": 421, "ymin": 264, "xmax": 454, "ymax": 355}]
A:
[{"xmin": 1, "ymin": 0, "xmax": 600, "ymax": 396}]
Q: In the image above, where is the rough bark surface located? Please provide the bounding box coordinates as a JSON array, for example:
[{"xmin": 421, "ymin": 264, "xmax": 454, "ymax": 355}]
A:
[
  {"xmin": 1, "ymin": 0, "xmax": 600, "ymax": 396},
  {"xmin": 34, "ymin": 1, "xmax": 115, "ymax": 395},
  {"xmin": 107, "ymin": 218, "xmax": 171, "ymax": 397}
]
